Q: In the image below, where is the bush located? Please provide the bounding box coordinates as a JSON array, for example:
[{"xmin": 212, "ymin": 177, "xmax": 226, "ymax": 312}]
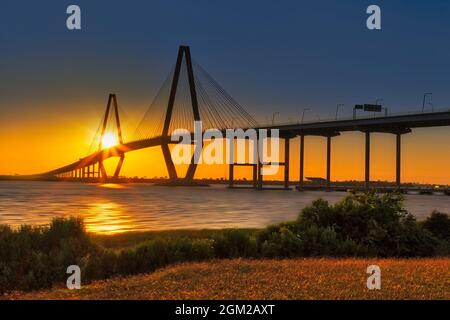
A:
[
  {"xmin": 422, "ymin": 211, "xmax": 450, "ymax": 241},
  {"xmin": 0, "ymin": 217, "xmax": 94, "ymax": 293},
  {"xmin": 255, "ymin": 191, "xmax": 448, "ymax": 258},
  {"xmin": 85, "ymin": 238, "xmax": 212, "ymax": 277},
  {"xmin": 213, "ymin": 229, "xmax": 257, "ymax": 258},
  {"xmin": 258, "ymin": 225, "xmax": 303, "ymax": 258}
]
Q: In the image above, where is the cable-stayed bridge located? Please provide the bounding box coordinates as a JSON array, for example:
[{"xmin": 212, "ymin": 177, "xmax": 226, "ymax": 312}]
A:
[{"xmin": 33, "ymin": 46, "xmax": 450, "ymax": 191}]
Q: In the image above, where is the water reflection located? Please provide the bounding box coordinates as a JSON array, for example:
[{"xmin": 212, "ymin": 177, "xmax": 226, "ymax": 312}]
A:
[
  {"xmin": 98, "ymin": 183, "xmax": 127, "ymax": 189},
  {"xmin": 84, "ymin": 202, "xmax": 137, "ymax": 234},
  {"xmin": 0, "ymin": 181, "xmax": 447, "ymax": 234}
]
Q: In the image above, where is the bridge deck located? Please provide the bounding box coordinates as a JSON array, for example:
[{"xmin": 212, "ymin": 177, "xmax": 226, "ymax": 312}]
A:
[
  {"xmin": 40, "ymin": 110, "xmax": 450, "ymax": 176},
  {"xmin": 260, "ymin": 110, "xmax": 450, "ymax": 136}
]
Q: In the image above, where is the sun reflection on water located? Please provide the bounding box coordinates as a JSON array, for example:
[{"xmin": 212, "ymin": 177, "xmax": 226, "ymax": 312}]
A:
[
  {"xmin": 98, "ymin": 183, "xmax": 127, "ymax": 189},
  {"xmin": 84, "ymin": 201, "xmax": 137, "ymax": 234}
]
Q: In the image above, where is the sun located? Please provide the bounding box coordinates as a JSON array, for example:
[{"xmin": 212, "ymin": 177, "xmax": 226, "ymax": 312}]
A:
[{"xmin": 102, "ymin": 133, "xmax": 119, "ymax": 148}]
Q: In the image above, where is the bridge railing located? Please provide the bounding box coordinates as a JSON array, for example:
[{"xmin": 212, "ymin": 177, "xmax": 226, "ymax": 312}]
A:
[{"xmin": 260, "ymin": 107, "xmax": 450, "ymax": 128}]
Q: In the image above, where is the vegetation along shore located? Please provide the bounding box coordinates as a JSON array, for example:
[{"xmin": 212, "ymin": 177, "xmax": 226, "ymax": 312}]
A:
[{"xmin": 1, "ymin": 191, "xmax": 449, "ymax": 297}]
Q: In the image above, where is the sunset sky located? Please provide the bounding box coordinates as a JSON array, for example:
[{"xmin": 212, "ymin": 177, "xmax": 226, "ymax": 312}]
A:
[{"xmin": 1, "ymin": 0, "xmax": 450, "ymax": 184}]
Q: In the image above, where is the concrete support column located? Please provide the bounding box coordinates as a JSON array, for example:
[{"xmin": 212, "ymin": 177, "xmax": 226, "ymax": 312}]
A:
[
  {"xmin": 326, "ymin": 135, "xmax": 331, "ymax": 192},
  {"xmin": 396, "ymin": 133, "xmax": 401, "ymax": 188},
  {"xmin": 253, "ymin": 139, "xmax": 259, "ymax": 188},
  {"xmin": 228, "ymin": 163, "xmax": 234, "ymax": 187},
  {"xmin": 228, "ymin": 138, "xmax": 235, "ymax": 187},
  {"xmin": 257, "ymin": 136, "xmax": 263, "ymax": 189},
  {"xmin": 252, "ymin": 164, "xmax": 258, "ymax": 188},
  {"xmin": 284, "ymin": 137, "xmax": 290, "ymax": 189},
  {"xmin": 257, "ymin": 161, "xmax": 263, "ymax": 189},
  {"xmin": 298, "ymin": 135, "xmax": 305, "ymax": 190},
  {"xmin": 365, "ymin": 131, "xmax": 371, "ymax": 190}
]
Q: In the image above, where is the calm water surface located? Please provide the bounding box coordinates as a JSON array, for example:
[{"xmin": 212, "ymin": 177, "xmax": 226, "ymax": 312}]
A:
[{"xmin": 0, "ymin": 181, "xmax": 449, "ymax": 234}]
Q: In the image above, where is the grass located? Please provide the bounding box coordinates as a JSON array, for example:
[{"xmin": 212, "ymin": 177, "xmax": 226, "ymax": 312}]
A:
[
  {"xmin": 6, "ymin": 258, "xmax": 449, "ymax": 300},
  {"xmin": 91, "ymin": 229, "xmax": 257, "ymax": 250}
]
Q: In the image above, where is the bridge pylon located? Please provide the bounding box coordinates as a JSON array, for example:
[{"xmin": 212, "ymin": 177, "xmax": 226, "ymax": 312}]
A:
[
  {"xmin": 97, "ymin": 93, "xmax": 125, "ymax": 181},
  {"xmin": 161, "ymin": 45, "xmax": 201, "ymax": 184}
]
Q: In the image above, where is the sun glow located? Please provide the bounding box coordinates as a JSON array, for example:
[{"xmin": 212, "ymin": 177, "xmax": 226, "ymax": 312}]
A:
[{"xmin": 102, "ymin": 133, "xmax": 118, "ymax": 148}]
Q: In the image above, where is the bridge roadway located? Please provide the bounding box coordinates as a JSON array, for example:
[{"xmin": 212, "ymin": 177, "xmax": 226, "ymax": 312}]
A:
[
  {"xmin": 41, "ymin": 110, "xmax": 450, "ymax": 189},
  {"xmin": 259, "ymin": 109, "xmax": 450, "ymax": 134}
]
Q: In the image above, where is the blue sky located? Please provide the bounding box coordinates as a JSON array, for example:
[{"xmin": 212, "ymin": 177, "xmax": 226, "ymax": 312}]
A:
[{"xmin": 1, "ymin": 0, "xmax": 450, "ymax": 123}]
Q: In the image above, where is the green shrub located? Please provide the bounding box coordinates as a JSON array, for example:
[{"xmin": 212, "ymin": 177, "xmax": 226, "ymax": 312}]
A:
[
  {"xmin": 213, "ymin": 229, "xmax": 257, "ymax": 258},
  {"xmin": 294, "ymin": 191, "xmax": 443, "ymax": 257},
  {"xmin": 81, "ymin": 248, "xmax": 118, "ymax": 280},
  {"xmin": 422, "ymin": 211, "xmax": 450, "ymax": 241},
  {"xmin": 0, "ymin": 217, "xmax": 95, "ymax": 293},
  {"xmin": 258, "ymin": 225, "xmax": 303, "ymax": 258},
  {"xmin": 111, "ymin": 237, "xmax": 215, "ymax": 276}
]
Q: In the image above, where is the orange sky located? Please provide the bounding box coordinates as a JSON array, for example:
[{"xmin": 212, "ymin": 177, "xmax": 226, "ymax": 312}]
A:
[{"xmin": 1, "ymin": 107, "xmax": 450, "ymax": 185}]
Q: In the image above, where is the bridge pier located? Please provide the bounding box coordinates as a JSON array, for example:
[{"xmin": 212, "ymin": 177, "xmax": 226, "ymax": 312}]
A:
[
  {"xmin": 298, "ymin": 135, "xmax": 305, "ymax": 191},
  {"xmin": 228, "ymin": 138, "xmax": 259, "ymax": 188},
  {"xmin": 252, "ymin": 162, "xmax": 258, "ymax": 188},
  {"xmin": 255, "ymin": 136, "xmax": 291, "ymax": 190},
  {"xmin": 326, "ymin": 135, "xmax": 331, "ymax": 192},
  {"xmin": 228, "ymin": 163, "xmax": 258, "ymax": 188},
  {"xmin": 365, "ymin": 131, "xmax": 371, "ymax": 190},
  {"xmin": 257, "ymin": 159, "xmax": 263, "ymax": 189},
  {"xmin": 396, "ymin": 133, "xmax": 401, "ymax": 188},
  {"xmin": 228, "ymin": 163, "xmax": 234, "ymax": 187},
  {"xmin": 284, "ymin": 137, "xmax": 290, "ymax": 189}
]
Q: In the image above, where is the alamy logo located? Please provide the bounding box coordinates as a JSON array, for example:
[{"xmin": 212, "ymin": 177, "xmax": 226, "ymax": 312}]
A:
[
  {"xmin": 366, "ymin": 5, "xmax": 381, "ymax": 30},
  {"xmin": 366, "ymin": 265, "xmax": 381, "ymax": 290},
  {"xmin": 171, "ymin": 121, "xmax": 280, "ymax": 175},
  {"xmin": 66, "ymin": 265, "xmax": 81, "ymax": 290},
  {"xmin": 66, "ymin": 5, "xmax": 81, "ymax": 30}
]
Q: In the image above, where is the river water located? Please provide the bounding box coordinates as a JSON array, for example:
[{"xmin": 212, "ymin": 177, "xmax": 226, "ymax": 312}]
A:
[{"xmin": 0, "ymin": 181, "xmax": 449, "ymax": 234}]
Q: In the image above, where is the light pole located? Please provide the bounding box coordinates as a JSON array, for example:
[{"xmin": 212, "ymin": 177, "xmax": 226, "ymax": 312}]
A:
[
  {"xmin": 301, "ymin": 108, "xmax": 311, "ymax": 123},
  {"xmin": 375, "ymin": 99, "xmax": 383, "ymax": 117},
  {"xmin": 428, "ymin": 102, "xmax": 434, "ymax": 112},
  {"xmin": 422, "ymin": 93, "xmax": 432, "ymax": 112},
  {"xmin": 271, "ymin": 112, "xmax": 279, "ymax": 126},
  {"xmin": 335, "ymin": 104, "xmax": 344, "ymax": 120}
]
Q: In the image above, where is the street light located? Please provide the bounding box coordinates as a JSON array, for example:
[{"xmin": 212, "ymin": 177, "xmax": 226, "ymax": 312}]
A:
[
  {"xmin": 271, "ymin": 112, "xmax": 279, "ymax": 125},
  {"xmin": 301, "ymin": 108, "xmax": 311, "ymax": 123},
  {"xmin": 335, "ymin": 104, "xmax": 344, "ymax": 120},
  {"xmin": 422, "ymin": 93, "xmax": 432, "ymax": 112},
  {"xmin": 375, "ymin": 99, "xmax": 383, "ymax": 117}
]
